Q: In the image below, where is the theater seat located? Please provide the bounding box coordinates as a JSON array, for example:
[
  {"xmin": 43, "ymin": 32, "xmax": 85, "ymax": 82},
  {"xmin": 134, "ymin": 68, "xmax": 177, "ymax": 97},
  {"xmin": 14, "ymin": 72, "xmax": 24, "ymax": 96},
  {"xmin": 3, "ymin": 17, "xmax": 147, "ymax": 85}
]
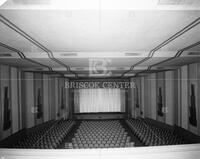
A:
[
  {"xmin": 12, "ymin": 119, "xmax": 75, "ymax": 149},
  {"xmin": 68, "ymin": 120, "xmax": 134, "ymax": 149},
  {"xmin": 125, "ymin": 118, "xmax": 187, "ymax": 146}
]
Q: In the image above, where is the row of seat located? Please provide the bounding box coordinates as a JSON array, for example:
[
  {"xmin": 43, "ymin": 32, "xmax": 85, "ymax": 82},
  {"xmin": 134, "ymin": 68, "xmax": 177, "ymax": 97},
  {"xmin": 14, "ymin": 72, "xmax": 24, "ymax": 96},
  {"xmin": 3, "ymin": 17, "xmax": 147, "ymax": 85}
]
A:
[
  {"xmin": 12, "ymin": 120, "xmax": 56, "ymax": 148},
  {"xmin": 141, "ymin": 119, "xmax": 185, "ymax": 144},
  {"xmin": 10, "ymin": 118, "xmax": 188, "ymax": 149},
  {"xmin": 66, "ymin": 142, "xmax": 134, "ymax": 149},
  {"xmin": 126, "ymin": 119, "xmax": 187, "ymax": 146},
  {"xmin": 66, "ymin": 120, "xmax": 135, "ymax": 149},
  {"xmin": 12, "ymin": 119, "xmax": 75, "ymax": 149}
]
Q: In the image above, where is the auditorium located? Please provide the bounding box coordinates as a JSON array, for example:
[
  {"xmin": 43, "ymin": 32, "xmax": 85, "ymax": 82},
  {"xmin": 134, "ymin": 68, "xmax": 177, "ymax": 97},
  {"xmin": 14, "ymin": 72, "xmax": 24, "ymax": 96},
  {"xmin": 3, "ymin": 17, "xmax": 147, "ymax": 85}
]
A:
[{"xmin": 0, "ymin": 0, "xmax": 200, "ymax": 159}]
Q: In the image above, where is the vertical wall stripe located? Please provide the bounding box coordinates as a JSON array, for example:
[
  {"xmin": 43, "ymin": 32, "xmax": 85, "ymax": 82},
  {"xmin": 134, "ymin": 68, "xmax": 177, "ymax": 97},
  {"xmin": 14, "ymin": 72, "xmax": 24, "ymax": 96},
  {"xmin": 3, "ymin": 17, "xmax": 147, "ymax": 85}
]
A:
[
  {"xmin": 9, "ymin": 67, "xmax": 13, "ymax": 135},
  {"xmin": 127, "ymin": 87, "xmax": 130, "ymax": 117},
  {"xmin": 150, "ymin": 73, "xmax": 157, "ymax": 120},
  {"xmin": 55, "ymin": 78, "xmax": 59, "ymax": 119},
  {"xmin": 165, "ymin": 71, "xmax": 175, "ymax": 126},
  {"xmin": 188, "ymin": 63, "xmax": 198, "ymax": 134},
  {"xmin": 144, "ymin": 76, "xmax": 148, "ymax": 118},
  {"xmin": 48, "ymin": 77, "xmax": 51, "ymax": 120},
  {"xmin": 18, "ymin": 70, "xmax": 22, "ymax": 130},
  {"xmin": 135, "ymin": 78, "xmax": 141, "ymax": 118},
  {"xmin": 0, "ymin": 65, "xmax": 1, "ymax": 140},
  {"xmin": 0, "ymin": 65, "xmax": 12, "ymax": 140},
  {"xmin": 130, "ymin": 78, "xmax": 135, "ymax": 118},
  {"xmin": 43, "ymin": 74, "xmax": 49, "ymax": 122},
  {"xmin": 34, "ymin": 73, "xmax": 43, "ymax": 125},
  {"xmin": 174, "ymin": 70, "xmax": 179, "ymax": 126},
  {"xmin": 65, "ymin": 79, "xmax": 69, "ymax": 119},
  {"xmin": 141, "ymin": 77, "xmax": 145, "ymax": 118},
  {"xmin": 10, "ymin": 67, "xmax": 19, "ymax": 133},
  {"xmin": 180, "ymin": 65, "xmax": 188, "ymax": 129},
  {"xmin": 198, "ymin": 63, "xmax": 200, "ymax": 135},
  {"xmin": 58, "ymin": 78, "xmax": 65, "ymax": 118},
  {"xmin": 50, "ymin": 77, "xmax": 56, "ymax": 119},
  {"xmin": 177, "ymin": 69, "xmax": 181, "ymax": 127},
  {"xmin": 144, "ymin": 75, "xmax": 151, "ymax": 118},
  {"xmin": 25, "ymin": 72, "xmax": 35, "ymax": 128},
  {"xmin": 21, "ymin": 72, "xmax": 27, "ymax": 129},
  {"xmin": 156, "ymin": 72, "xmax": 166, "ymax": 123}
]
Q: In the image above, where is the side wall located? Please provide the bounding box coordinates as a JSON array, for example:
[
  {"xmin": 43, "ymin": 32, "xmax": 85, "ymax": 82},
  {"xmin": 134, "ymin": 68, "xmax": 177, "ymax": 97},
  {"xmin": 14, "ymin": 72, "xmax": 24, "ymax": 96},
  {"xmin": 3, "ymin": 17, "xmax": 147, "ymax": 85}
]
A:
[
  {"xmin": 129, "ymin": 62, "xmax": 200, "ymax": 135},
  {"xmin": 0, "ymin": 64, "xmax": 70, "ymax": 141}
]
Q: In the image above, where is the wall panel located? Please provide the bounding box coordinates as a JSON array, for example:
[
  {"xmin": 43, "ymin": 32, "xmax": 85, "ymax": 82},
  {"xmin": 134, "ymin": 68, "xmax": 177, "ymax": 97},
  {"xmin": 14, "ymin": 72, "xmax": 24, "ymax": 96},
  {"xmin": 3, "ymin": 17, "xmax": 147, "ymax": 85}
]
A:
[
  {"xmin": 18, "ymin": 70, "xmax": 22, "ymax": 130},
  {"xmin": 180, "ymin": 65, "xmax": 188, "ymax": 130},
  {"xmin": 65, "ymin": 79, "xmax": 70, "ymax": 119},
  {"xmin": 132, "ymin": 78, "xmax": 137, "ymax": 118},
  {"xmin": 49, "ymin": 77, "xmax": 56, "ymax": 120},
  {"xmin": 130, "ymin": 78, "xmax": 135, "ymax": 118},
  {"xmin": 165, "ymin": 71, "xmax": 175, "ymax": 125},
  {"xmin": 156, "ymin": 72, "xmax": 165, "ymax": 123},
  {"xmin": 141, "ymin": 77, "xmax": 145, "ymax": 118},
  {"xmin": 34, "ymin": 73, "xmax": 43, "ymax": 125},
  {"xmin": 127, "ymin": 88, "xmax": 132, "ymax": 117},
  {"xmin": 177, "ymin": 69, "xmax": 182, "ymax": 127},
  {"xmin": 55, "ymin": 78, "xmax": 59, "ymax": 119},
  {"xmin": 43, "ymin": 74, "xmax": 49, "ymax": 122},
  {"xmin": 58, "ymin": 78, "xmax": 65, "ymax": 118},
  {"xmin": 198, "ymin": 63, "xmax": 200, "ymax": 135},
  {"xmin": 144, "ymin": 75, "xmax": 151, "ymax": 118},
  {"xmin": 0, "ymin": 65, "xmax": 11, "ymax": 140},
  {"xmin": 134, "ymin": 77, "xmax": 141, "ymax": 118},
  {"xmin": 150, "ymin": 73, "xmax": 157, "ymax": 120},
  {"xmin": 10, "ymin": 67, "xmax": 19, "ymax": 133},
  {"xmin": 24, "ymin": 72, "xmax": 34, "ymax": 128},
  {"xmin": 188, "ymin": 64, "xmax": 198, "ymax": 134},
  {"xmin": 174, "ymin": 70, "xmax": 179, "ymax": 126}
]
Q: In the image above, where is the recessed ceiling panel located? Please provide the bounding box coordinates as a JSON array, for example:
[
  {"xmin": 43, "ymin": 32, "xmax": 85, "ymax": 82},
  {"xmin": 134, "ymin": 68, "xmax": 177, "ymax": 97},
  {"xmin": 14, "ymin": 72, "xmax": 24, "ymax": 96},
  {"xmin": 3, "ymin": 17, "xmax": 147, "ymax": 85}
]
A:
[
  {"xmin": 30, "ymin": 58, "xmax": 62, "ymax": 67},
  {"xmin": 157, "ymin": 57, "xmax": 200, "ymax": 67},
  {"xmin": 138, "ymin": 57, "xmax": 170, "ymax": 66},
  {"xmin": 0, "ymin": 10, "xmax": 199, "ymax": 53},
  {"xmin": 0, "ymin": 58, "xmax": 43, "ymax": 67}
]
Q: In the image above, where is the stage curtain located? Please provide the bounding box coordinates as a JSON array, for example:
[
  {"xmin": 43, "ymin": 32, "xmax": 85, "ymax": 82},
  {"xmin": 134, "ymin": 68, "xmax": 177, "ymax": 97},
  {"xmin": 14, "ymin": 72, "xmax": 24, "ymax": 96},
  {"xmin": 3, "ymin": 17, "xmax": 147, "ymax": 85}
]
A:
[{"xmin": 75, "ymin": 88, "xmax": 125, "ymax": 113}]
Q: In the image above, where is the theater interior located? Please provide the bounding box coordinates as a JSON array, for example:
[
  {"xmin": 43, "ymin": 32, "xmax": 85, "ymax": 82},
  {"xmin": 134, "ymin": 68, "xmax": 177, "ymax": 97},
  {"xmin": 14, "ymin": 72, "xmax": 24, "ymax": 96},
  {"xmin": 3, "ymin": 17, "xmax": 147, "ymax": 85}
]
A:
[{"xmin": 0, "ymin": 0, "xmax": 200, "ymax": 159}]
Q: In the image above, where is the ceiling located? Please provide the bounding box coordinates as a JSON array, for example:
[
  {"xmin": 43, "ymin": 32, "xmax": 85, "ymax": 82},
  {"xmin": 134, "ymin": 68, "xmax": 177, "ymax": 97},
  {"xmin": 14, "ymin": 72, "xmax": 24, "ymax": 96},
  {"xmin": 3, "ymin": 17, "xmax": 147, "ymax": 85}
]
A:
[{"xmin": 0, "ymin": 0, "xmax": 200, "ymax": 78}]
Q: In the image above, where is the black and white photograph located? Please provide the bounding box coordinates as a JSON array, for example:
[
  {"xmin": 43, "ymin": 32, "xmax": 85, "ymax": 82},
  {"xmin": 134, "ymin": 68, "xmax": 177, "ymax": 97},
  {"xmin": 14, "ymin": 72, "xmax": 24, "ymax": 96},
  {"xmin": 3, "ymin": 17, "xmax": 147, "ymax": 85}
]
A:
[{"xmin": 0, "ymin": 0, "xmax": 200, "ymax": 158}]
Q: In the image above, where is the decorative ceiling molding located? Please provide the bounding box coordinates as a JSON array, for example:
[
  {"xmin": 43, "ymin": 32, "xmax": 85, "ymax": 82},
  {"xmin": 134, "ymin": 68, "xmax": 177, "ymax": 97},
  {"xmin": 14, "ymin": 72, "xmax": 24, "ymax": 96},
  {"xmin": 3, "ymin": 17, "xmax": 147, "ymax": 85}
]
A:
[
  {"xmin": 0, "ymin": 14, "xmax": 78, "ymax": 77},
  {"xmin": 133, "ymin": 40, "xmax": 200, "ymax": 77},
  {"xmin": 149, "ymin": 40, "xmax": 200, "ymax": 68},
  {"xmin": 2, "ymin": 0, "xmax": 200, "ymax": 10},
  {"xmin": 121, "ymin": 17, "xmax": 200, "ymax": 77},
  {"xmin": 0, "ymin": 41, "xmax": 67, "ymax": 76}
]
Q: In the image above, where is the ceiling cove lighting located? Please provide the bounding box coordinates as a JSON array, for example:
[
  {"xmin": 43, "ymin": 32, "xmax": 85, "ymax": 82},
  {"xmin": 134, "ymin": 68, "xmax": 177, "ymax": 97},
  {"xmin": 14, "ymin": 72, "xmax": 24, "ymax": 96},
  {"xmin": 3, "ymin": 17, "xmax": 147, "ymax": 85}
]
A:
[
  {"xmin": 2, "ymin": 0, "xmax": 199, "ymax": 10},
  {"xmin": 50, "ymin": 0, "xmax": 158, "ymax": 9},
  {"xmin": 50, "ymin": 0, "xmax": 200, "ymax": 10},
  {"xmin": 0, "ymin": 0, "xmax": 7, "ymax": 6}
]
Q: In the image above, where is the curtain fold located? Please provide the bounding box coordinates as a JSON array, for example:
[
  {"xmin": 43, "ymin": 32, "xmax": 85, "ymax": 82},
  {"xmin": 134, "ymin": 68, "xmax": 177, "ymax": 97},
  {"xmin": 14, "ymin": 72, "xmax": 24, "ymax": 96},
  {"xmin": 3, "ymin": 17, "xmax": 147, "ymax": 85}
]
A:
[
  {"xmin": 74, "ymin": 88, "xmax": 125, "ymax": 113},
  {"xmin": 75, "ymin": 88, "xmax": 125, "ymax": 113}
]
